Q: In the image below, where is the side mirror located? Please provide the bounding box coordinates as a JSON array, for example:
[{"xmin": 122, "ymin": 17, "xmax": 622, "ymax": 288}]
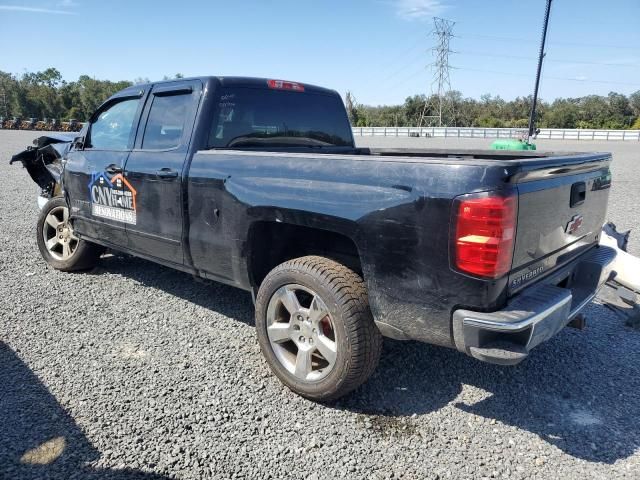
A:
[{"xmin": 72, "ymin": 136, "xmax": 85, "ymax": 150}]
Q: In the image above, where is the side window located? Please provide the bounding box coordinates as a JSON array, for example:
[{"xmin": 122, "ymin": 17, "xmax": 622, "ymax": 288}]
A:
[
  {"xmin": 141, "ymin": 93, "xmax": 192, "ymax": 150},
  {"xmin": 89, "ymin": 98, "xmax": 140, "ymax": 150}
]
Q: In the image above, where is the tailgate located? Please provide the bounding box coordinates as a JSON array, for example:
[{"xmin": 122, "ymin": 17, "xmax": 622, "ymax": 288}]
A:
[{"xmin": 508, "ymin": 154, "xmax": 612, "ymax": 293}]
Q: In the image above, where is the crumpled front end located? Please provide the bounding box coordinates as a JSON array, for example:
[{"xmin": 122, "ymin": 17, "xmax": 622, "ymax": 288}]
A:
[{"xmin": 9, "ymin": 134, "xmax": 75, "ymax": 206}]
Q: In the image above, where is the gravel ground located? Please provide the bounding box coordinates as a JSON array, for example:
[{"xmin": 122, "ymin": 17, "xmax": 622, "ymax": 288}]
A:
[{"xmin": 1, "ymin": 130, "xmax": 639, "ymax": 479}]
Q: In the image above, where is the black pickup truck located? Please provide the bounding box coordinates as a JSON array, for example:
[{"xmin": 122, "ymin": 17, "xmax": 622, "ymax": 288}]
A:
[{"xmin": 12, "ymin": 76, "xmax": 616, "ymax": 401}]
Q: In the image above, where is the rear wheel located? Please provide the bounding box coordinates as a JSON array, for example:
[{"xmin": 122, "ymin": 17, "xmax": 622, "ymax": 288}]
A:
[
  {"xmin": 255, "ymin": 256, "xmax": 382, "ymax": 401},
  {"xmin": 36, "ymin": 197, "xmax": 104, "ymax": 271}
]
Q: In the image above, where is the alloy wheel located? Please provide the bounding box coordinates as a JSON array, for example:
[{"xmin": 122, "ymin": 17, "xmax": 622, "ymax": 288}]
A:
[
  {"xmin": 266, "ymin": 284, "xmax": 338, "ymax": 382},
  {"xmin": 42, "ymin": 206, "xmax": 79, "ymax": 261}
]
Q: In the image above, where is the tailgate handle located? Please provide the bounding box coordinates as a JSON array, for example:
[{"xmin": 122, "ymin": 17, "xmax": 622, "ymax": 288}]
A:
[{"xmin": 570, "ymin": 181, "xmax": 586, "ymax": 207}]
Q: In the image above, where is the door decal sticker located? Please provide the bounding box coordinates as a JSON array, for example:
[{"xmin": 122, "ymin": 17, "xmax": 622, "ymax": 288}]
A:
[{"xmin": 88, "ymin": 172, "xmax": 137, "ymax": 225}]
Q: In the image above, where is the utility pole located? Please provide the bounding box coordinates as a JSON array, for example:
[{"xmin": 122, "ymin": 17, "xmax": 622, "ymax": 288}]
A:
[
  {"xmin": 527, "ymin": 0, "xmax": 553, "ymax": 143},
  {"xmin": 420, "ymin": 17, "xmax": 456, "ymax": 128}
]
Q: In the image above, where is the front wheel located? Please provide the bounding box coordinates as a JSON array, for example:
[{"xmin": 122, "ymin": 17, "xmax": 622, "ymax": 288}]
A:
[
  {"xmin": 36, "ymin": 197, "xmax": 104, "ymax": 271},
  {"xmin": 255, "ymin": 256, "xmax": 382, "ymax": 401}
]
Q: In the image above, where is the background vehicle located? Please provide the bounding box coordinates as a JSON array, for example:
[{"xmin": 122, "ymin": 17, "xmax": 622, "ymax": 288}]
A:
[
  {"xmin": 6, "ymin": 117, "xmax": 21, "ymax": 129},
  {"xmin": 61, "ymin": 118, "xmax": 82, "ymax": 132},
  {"xmin": 11, "ymin": 76, "xmax": 616, "ymax": 401},
  {"xmin": 21, "ymin": 117, "xmax": 37, "ymax": 130}
]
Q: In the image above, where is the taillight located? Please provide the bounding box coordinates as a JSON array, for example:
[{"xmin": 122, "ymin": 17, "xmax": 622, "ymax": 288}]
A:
[
  {"xmin": 267, "ymin": 79, "xmax": 305, "ymax": 92},
  {"xmin": 453, "ymin": 193, "xmax": 517, "ymax": 278}
]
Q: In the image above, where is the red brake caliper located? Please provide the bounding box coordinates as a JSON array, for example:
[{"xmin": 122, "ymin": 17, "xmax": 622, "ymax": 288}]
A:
[{"xmin": 320, "ymin": 316, "xmax": 332, "ymax": 337}]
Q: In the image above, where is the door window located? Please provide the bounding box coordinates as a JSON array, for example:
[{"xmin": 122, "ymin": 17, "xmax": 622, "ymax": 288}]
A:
[
  {"xmin": 89, "ymin": 98, "xmax": 141, "ymax": 150},
  {"xmin": 141, "ymin": 93, "xmax": 192, "ymax": 150}
]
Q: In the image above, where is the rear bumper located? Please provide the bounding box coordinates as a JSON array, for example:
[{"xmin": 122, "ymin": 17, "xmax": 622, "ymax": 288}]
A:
[{"xmin": 452, "ymin": 245, "xmax": 617, "ymax": 365}]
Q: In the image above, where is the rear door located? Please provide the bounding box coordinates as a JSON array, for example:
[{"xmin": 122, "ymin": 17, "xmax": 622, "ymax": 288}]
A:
[
  {"xmin": 123, "ymin": 80, "xmax": 202, "ymax": 265},
  {"xmin": 65, "ymin": 90, "xmax": 146, "ymax": 246}
]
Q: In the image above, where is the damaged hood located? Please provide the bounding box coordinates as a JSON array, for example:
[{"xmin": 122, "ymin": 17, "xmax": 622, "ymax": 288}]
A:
[{"xmin": 10, "ymin": 134, "xmax": 75, "ymax": 191}]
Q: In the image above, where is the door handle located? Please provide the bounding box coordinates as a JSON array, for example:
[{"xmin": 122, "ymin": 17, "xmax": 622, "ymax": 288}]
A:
[
  {"xmin": 570, "ymin": 181, "xmax": 586, "ymax": 207},
  {"xmin": 156, "ymin": 168, "xmax": 179, "ymax": 179},
  {"xmin": 105, "ymin": 164, "xmax": 123, "ymax": 174}
]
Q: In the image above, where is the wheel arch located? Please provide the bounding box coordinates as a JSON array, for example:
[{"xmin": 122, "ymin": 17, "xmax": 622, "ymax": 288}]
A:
[{"xmin": 246, "ymin": 220, "xmax": 364, "ymax": 290}]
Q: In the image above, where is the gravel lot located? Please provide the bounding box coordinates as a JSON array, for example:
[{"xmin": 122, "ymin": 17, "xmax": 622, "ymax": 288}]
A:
[{"xmin": 1, "ymin": 130, "xmax": 639, "ymax": 479}]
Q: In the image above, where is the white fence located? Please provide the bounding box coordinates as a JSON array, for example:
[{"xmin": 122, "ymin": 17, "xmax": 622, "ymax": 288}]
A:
[{"xmin": 352, "ymin": 127, "xmax": 640, "ymax": 141}]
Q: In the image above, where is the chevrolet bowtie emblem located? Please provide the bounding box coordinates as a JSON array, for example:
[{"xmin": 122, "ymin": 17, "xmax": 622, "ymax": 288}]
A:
[{"xmin": 565, "ymin": 214, "xmax": 584, "ymax": 235}]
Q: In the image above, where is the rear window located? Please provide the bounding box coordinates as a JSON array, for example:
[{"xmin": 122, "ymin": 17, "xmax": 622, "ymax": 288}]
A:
[
  {"xmin": 208, "ymin": 87, "xmax": 353, "ymax": 148},
  {"xmin": 142, "ymin": 93, "xmax": 191, "ymax": 150}
]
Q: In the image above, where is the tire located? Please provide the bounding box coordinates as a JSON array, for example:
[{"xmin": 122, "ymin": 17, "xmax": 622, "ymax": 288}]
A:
[
  {"xmin": 255, "ymin": 256, "xmax": 382, "ymax": 401},
  {"xmin": 36, "ymin": 197, "xmax": 104, "ymax": 271}
]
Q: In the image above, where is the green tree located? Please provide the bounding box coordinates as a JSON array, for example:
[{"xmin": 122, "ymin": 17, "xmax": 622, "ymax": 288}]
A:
[
  {"xmin": 542, "ymin": 99, "xmax": 579, "ymax": 128},
  {"xmin": 345, "ymin": 91, "xmax": 360, "ymax": 126},
  {"xmin": 476, "ymin": 115, "xmax": 504, "ymax": 128}
]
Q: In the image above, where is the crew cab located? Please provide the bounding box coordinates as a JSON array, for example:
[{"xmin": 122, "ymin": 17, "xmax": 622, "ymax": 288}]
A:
[{"xmin": 12, "ymin": 76, "xmax": 616, "ymax": 401}]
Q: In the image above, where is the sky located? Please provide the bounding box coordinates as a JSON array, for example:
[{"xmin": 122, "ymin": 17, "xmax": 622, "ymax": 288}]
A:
[{"xmin": 1, "ymin": 0, "xmax": 639, "ymax": 105}]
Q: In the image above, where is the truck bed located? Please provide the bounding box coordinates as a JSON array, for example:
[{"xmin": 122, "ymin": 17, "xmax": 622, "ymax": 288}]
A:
[{"xmin": 194, "ymin": 147, "xmax": 611, "ymax": 301}]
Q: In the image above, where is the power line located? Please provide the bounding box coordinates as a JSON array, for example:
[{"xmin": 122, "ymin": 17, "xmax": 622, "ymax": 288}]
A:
[
  {"xmin": 457, "ymin": 51, "xmax": 640, "ymax": 68},
  {"xmin": 457, "ymin": 33, "xmax": 638, "ymax": 51},
  {"xmin": 379, "ymin": 50, "xmax": 429, "ymax": 84},
  {"xmin": 451, "ymin": 66, "xmax": 640, "ymax": 87},
  {"xmin": 387, "ymin": 66, "xmax": 429, "ymax": 90},
  {"xmin": 368, "ymin": 19, "xmax": 639, "ymax": 104},
  {"xmin": 355, "ymin": 31, "xmax": 435, "ymax": 98},
  {"xmin": 382, "ymin": 33, "xmax": 427, "ymax": 69}
]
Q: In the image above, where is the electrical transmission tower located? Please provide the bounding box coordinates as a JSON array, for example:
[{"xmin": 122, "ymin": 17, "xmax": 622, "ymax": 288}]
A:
[{"xmin": 420, "ymin": 17, "xmax": 456, "ymax": 127}]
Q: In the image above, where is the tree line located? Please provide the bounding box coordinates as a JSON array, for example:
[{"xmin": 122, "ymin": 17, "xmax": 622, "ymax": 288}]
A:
[
  {"xmin": 348, "ymin": 90, "xmax": 640, "ymax": 130},
  {"xmin": 1, "ymin": 68, "xmax": 639, "ymax": 129},
  {"xmin": 0, "ymin": 68, "xmax": 182, "ymax": 122}
]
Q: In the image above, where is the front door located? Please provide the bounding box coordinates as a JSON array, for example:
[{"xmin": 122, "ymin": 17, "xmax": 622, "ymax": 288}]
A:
[
  {"xmin": 65, "ymin": 91, "xmax": 146, "ymax": 247},
  {"xmin": 123, "ymin": 80, "xmax": 202, "ymax": 265}
]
